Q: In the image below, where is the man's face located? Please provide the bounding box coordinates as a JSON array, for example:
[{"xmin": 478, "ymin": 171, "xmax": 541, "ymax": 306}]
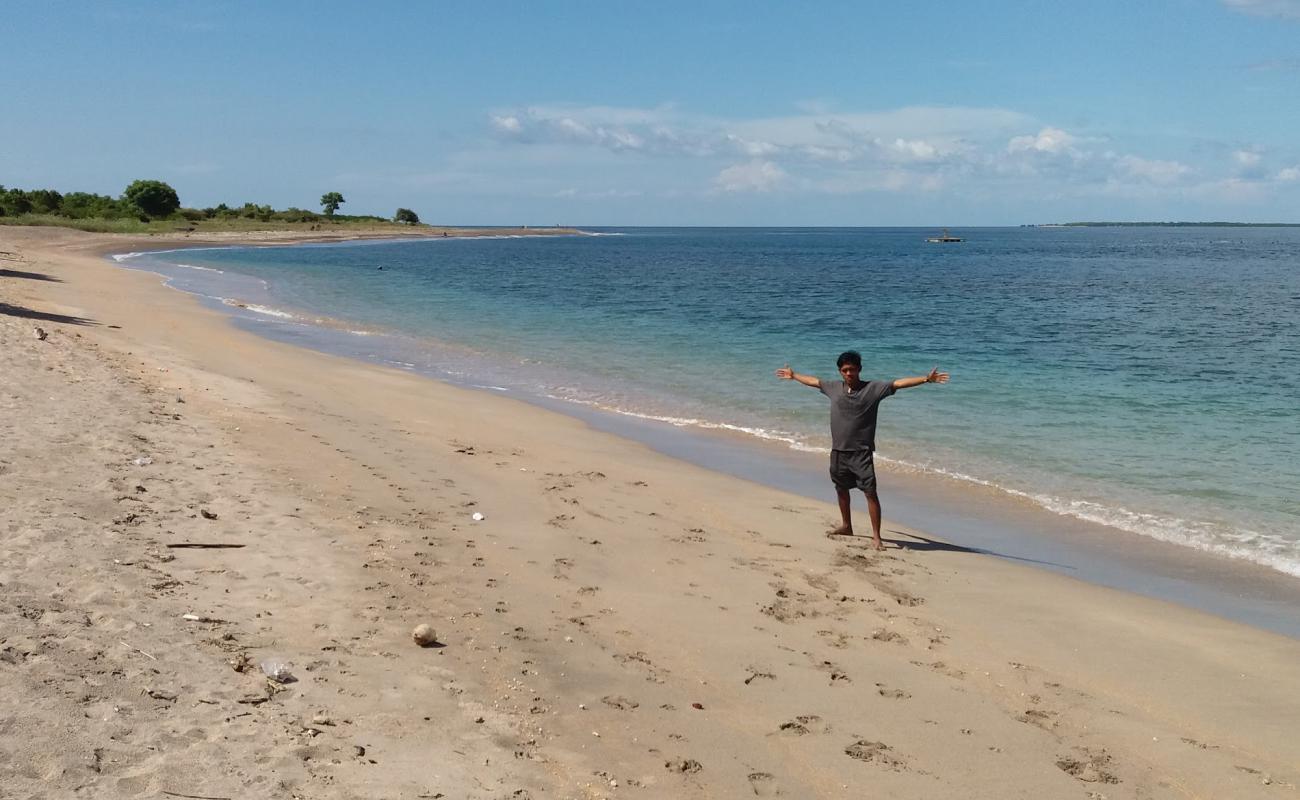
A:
[{"xmin": 839, "ymin": 363, "xmax": 861, "ymax": 383}]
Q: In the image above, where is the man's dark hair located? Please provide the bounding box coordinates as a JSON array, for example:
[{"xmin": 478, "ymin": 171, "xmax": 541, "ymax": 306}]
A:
[{"xmin": 836, "ymin": 350, "xmax": 862, "ymax": 369}]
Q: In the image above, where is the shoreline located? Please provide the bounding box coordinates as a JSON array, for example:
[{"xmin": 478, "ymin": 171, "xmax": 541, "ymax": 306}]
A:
[
  {"xmin": 110, "ymin": 233, "xmax": 1300, "ymax": 636},
  {"xmin": 3, "ymin": 225, "xmax": 1297, "ymax": 797}
]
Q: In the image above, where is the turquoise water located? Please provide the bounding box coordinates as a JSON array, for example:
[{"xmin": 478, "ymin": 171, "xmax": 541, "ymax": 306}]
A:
[{"xmin": 119, "ymin": 227, "xmax": 1300, "ymax": 578}]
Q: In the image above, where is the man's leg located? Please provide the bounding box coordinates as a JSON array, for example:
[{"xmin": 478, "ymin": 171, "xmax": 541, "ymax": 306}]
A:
[
  {"xmin": 832, "ymin": 488, "xmax": 854, "ymax": 535},
  {"xmin": 863, "ymin": 490, "xmax": 883, "ymax": 550}
]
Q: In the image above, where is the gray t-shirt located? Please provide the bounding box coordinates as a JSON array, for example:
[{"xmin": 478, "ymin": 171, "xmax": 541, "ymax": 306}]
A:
[{"xmin": 818, "ymin": 379, "xmax": 896, "ymax": 451}]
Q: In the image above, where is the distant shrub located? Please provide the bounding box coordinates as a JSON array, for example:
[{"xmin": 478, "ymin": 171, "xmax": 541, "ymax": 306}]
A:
[
  {"xmin": 28, "ymin": 189, "xmax": 63, "ymax": 215},
  {"xmin": 1, "ymin": 188, "xmax": 33, "ymax": 216},
  {"xmin": 275, "ymin": 207, "xmax": 321, "ymax": 223},
  {"xmin": 237, "ymin": 202, "xmax": 274, "ymax": 221},
  {"xmin": 204, "ymin": 203, "xmax": 238, "ymax": 218},
  {"xmin": 123, "ymin": 179, "xmax": 181, "ymax": 219},
  {"xmin": 61, "ymin": 191, "xmax": 126, "ymax": 219},
  {"xmin": 1, "ymin": 182, "xmax": 414, "ymax": 233}
]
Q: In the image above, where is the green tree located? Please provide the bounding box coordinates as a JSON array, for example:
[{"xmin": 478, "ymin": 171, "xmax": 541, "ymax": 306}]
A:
[
  {"xmin": 61, "ymin": 191, "xmax": 124, "ymax": 219},
  {"xmin": 123, "ymin": 179, "xmax": 180, "ymax": 219},
  {"xmin": 1, "ymin": 188, "xmax": 33, "ymax": 216},
  {"xmin": 238, "ymin": 202, "xmax": 274, "ymax": 221},
  {"xmin": 28, "ymin": 189, "xmax": 63, "ymax": 215},
  {"xmin": 394, "ymin": 208, "xmax": 419, "ymax": 225},
  {"xmin": 320, "ymin": 192, "xmax": 345, "ymax": 216}
]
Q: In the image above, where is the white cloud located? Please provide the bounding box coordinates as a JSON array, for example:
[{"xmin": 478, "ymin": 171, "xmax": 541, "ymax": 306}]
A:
[
  {"xmin": 553, "ymin": 188, "xmax": 642, "ymax": 199},
  {"xmin": 739, "ymin": 106, "xmax": 1029, "ymax": 143},
  {"xmin": 713, "ymin": 160, "xmax": 787, "ymax": 193},
  {"xmin": 1230, "ymin": 148, "xmax": 1271, "ymax": 180},
  {"xmin": 812, "ymin": 169, "xmax": 946, "ymax": 194},
  {"xmin": 1190, "ymin": 177, "xmax": 1271, "ymax": 203},
  {"xmin": 490, "ymin": 104, "xmax": 1025, "ymax": 168},
  {"xmin": 1007, "ymin": 127, "xmax": 1077, "ymax": 155},
  {"xmin": 490, "ymin": 115, "xmax": 522, "ymax": 134},
  {"xmin": 889, "ymin": 138, "xmax": 941, "ymax": 161},
  {"xmin": 1117, "ymin": 155, "xmax": 1193, "ymax": 184},
  {"xmin": 1223, "ymin": 0, "xmax": 1300, "ymax": 19},
  {"xmin": 723, "ymin": 133, "xmax": 781, "ymax": 158},
  {"xmin": 482, "ymin": 102, "xmax": 1293, "ymax": 205},
  {"xmin": 490, "ymin": 106, "xmax": 713, "ymax": 156}
]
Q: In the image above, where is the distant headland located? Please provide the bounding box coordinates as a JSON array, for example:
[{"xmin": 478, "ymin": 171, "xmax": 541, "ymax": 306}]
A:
[
  {"xmin": 0, "ymin": 179, "xmax": 580, "ymax": 237},
  {"xmin": 1024, "ymin": 221, "xmax": 1300, "ymax": 228}
]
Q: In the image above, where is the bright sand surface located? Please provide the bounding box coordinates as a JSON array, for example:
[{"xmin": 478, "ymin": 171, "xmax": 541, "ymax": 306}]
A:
[{"xmin": 2, "ymin": 225, "xmax": 1297, "ymax": 799}]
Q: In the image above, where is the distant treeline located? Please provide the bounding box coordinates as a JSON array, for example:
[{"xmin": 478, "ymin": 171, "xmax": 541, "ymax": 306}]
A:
[
  {"xmin": 0, "ymin": 180, "xmax": 419, "ymax": 225},
  {"xmin": 1051, "ymin": 221, "xmax": 1300, "ymax": 227}
]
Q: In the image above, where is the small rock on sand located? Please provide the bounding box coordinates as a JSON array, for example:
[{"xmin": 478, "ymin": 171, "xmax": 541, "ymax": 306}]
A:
[{"xmin": 412, "ymin": 623, "xmax": 438, "ymax": 647}]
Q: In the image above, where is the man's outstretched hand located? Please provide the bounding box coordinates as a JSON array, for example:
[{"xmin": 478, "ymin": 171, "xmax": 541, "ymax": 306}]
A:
[
  {"xmin": 775, "ymin": 364, "xmax": 795, "ymax": 380},
  {"xmin": 926, "ymin": 367, "xmax": 950, "ymax": 384}
]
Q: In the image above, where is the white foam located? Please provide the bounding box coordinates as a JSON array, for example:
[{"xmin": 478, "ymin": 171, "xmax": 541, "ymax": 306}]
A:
[
  {"xmin": 544, "ymin": 395, "xmax": 1300, "ymax": 578},
  {"xmin": 857, "ymin": 458, "xmax": 1300, "ymax": 578},
  {"xmin": 174, "ymin": 263, "xmax": 224, "ymax": 273},
  {"xmin": 547, "ymin": 396, "xmax": 823, "ymax": 452},
  {"xmin": 222, "ymin": 300, "xmax": 295, "ymax": 319},
  {"xmin": 112, "ymin": 246, "xmax": 239, "ymax": 260}
]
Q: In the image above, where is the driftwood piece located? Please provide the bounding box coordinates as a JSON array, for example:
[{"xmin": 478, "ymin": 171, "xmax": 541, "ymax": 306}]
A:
[
  {"xmin": 165, "ymin": 543, "xmax": 246, "ymax": 549},
  {"xmin": 119, "ymin": 641, "xmax": 157, "ymax": 660}
]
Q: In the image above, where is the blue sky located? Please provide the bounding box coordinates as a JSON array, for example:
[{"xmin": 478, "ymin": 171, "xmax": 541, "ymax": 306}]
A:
[{"xmin": 4, "ymin": 1, "xmax": 1299, "ymax": 225}]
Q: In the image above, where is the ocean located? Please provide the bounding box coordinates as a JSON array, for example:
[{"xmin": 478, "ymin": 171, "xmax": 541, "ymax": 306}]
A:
[{"xmin": 115, "ymin": 226, "xmax": 1300, "ymax": 584}]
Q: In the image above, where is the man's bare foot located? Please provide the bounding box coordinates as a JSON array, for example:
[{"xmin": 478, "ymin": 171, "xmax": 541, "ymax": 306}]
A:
[
  {"xmin": 872, "ymin": 536, "xmax": 885, "ymax": 551},
  {"xmin": 828, "ymin": 525, "xmax": 854, "ymax": 537}
]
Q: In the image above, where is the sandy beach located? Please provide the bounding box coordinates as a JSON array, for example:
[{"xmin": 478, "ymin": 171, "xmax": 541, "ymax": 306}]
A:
[{"xmin": 2, "ymin": 225, "xmax": 1297, "ymax": 799}]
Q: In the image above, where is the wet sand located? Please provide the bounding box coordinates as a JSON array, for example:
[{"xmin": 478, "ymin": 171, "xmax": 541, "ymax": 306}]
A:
[{"xmin": 2, "ymin": 225, "xmax": 1297, "ymax": 798}]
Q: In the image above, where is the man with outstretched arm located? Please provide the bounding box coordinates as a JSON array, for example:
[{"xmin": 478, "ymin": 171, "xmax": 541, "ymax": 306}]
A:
[{"xmin": 775, "ymin": 351, "xmax": 949, "ymax": 551}]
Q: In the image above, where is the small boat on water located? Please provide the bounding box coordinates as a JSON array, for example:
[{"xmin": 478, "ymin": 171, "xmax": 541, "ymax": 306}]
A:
[{"xmin": 925, "ymin": 229, "xmax": 964, "ymax": 243}]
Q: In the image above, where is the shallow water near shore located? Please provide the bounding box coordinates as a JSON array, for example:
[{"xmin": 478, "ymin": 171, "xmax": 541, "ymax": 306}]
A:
[{"xmin": 113, "ymin": 227, "xmax": 1300, "ymax": 636}]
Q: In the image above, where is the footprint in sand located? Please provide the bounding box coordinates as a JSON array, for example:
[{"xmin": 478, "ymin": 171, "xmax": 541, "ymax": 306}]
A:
[
  {"xmin": 870, "ymin": 628, "xmax": 909, "ymax": 645},
  {"xmin": 844, "ymin": 739, "xmax": 907, "ymax": 771},
  {"xmin": 1018, "ymin": 707, "xmax": 1058, "ymax": 731},
  {"xmin": 808, "ymin": 656, "xmax": 851, "ymax": 685},
  {"xmin": 777, "ymin": 714, "xmax": 830, "ymax": 736},
  {"xmin": 600, "ymin": 695, "xmax": 639, "ymax": 710},
  {"xmin": 747, "ymin": 771, "xmax": 781, "ymax": 796},
  {"xmin": 834, "ymin": 550, "xmax": 924, "ymax": 606},
  {"xmin": 910, "ymin": 659, "xmax": 965, "ymax": 680},
  {"xmin": 743, "ymin": 668, "xmax": 776, "ymax": 685},
  {"xmin": 1055, "ymin": 747, "xmax": 1120, "ymax": 784},
  {"xmin": 817, "ymin": 629, "xmax": 853, "ymax": 649}
]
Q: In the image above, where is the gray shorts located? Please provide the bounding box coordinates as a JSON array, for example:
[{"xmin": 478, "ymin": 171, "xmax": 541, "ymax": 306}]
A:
[{"xmin": 830, "ymin": 449, "xmax": 877, "ymax": 493}]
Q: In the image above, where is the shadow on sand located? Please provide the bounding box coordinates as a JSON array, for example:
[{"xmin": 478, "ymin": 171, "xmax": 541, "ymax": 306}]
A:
[
  {"xmin": 882, "ymin": 529, "xmax": 1072, "ymax": 570},
  {"xmin": 0, "ymin": 268, "xmax": 63, "ymax": 282},
  {"xmin": 0, "ymin": 302, "xmax": 96, "ymax": 326}
]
